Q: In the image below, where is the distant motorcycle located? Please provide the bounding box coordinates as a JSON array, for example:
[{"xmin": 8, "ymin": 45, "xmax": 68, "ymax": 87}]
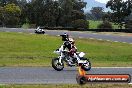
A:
[
  {"xmin": 35, "ymin": 26, "xmax": 45, "ymax": 34},
  {"xmin": 52, "ymin": 45, "xmax": 91, "ymax": 71}
]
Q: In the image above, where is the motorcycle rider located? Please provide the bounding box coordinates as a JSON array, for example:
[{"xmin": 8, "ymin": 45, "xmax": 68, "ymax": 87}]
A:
[
  {"xmin": 52, "ymin": 33, "xmax": 91, "ymax": 71},
  {"xmin": 68, "ymin": 38, "xmax": 77, "ymax": 57},
  {"xmin": 60, "ymin": 33, "xmax": 77, "ymax": 65}
]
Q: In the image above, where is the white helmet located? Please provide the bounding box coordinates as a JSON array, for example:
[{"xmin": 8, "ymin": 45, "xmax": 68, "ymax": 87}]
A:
[{"xmin": 69, "ymin": 38, "xmax": 75, "ymax": 44}]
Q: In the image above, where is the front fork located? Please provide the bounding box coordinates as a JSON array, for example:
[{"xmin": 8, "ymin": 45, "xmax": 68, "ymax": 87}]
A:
[
  {"xmin": 58, "ymin": 53, "xmax": 63, "ymax": 65},
  {"xmin": 58, "ymin": 56, "xmax": 62, "ymax": 64},
  {"xmin": 74, "ymin": 54, "xmax": 80, "ymax": 62}
]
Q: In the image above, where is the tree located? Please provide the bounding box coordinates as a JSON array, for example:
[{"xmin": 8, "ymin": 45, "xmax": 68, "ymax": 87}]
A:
[
  {"xmin": 102, "ymin": 11, "xmax": 112, "ymax": 22},
  {"xmin": 59, "ymin": 0, "xmax": 73, "ymax": 27},
  {"xmin": 0, "ymin": 0, "xmax": 6, "ymax": 6},
  {"xmin": 17, "ymin": 0, "xmax": 28, "ymax": 25},
  {"xmin": 2, "ymin": 3, "xmax": 21, "ymax": 26},
  {"xmin": 70, "ymin": 0, "xmax": 88, "ymax": 29},
  {"xmin": 28, "ymin": 0, "xmax": 87, "ymax": 28},
  {"xmin": 71, "ymin": 19, "xmax": 89, "ymax": 29},
  {"xmin": 90, "ymin": 7, "xmax": 104, "ymax": 20},
  {"xmin": 0, "ymin": 0, "xmax": 88, "ymax": 28},
  {"xmin": 0, "ymin": 6, "xmax": 4, "ymax": 25},
  {"xmin": 0, "ymin": 0, "xmax": 18, "ymax": 6},
  {"xmin": 97, "ymin": 20, "xmax": 113, "ymax": 29},
  {"xmin": 85, "ymin": 12, "xmax": 96, "ymax": 20},
  {"xmin": 106, "ymin": 0, "xmax": 132, "ymax": 29},
  {"xmin": 125, "ymin": 20, "xmax": 132, "ymax": 29},
  {"xmin": 29, "ymin": 0, "xmax": 60, "ymax": 26}
]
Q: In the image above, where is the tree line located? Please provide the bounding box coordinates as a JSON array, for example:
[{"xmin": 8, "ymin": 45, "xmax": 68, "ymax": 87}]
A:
[
  {"xmin": 0, "ymin": 0, "xmax": 132, "ymax": 29},
  {"xmin": 86, "ymin": 0, "xmax": 132, "ymax": 29},
  {"xmin": 0, "ymin": 0, "xmax": 88, "ymax": 29}
]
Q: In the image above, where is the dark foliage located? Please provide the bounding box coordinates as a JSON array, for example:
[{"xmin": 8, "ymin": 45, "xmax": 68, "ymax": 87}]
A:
[
  {"xmin": 0, "ymin": 0, "xmax": 87, "ymax": 29},
  {"xmin": 97, "ymin": 21, "xmax": 113, "ymax": 29},
  {"xmin": 106, "ymin": 0, "xmax": 132, "ymax": 29},
  {"xmin": 125, "ymin": 20, "xmax": 132, "ymax": 29},
  {"xmin": 71, "ymin": 19, "xmax": 89, "ymax": 29}
]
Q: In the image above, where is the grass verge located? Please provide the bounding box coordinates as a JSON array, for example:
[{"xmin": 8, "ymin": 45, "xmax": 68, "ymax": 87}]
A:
[
  {"xmin": 0, "ymin": 84, "xmax": 132, "ymax": 88},
  {"xmin": 0, "ymin": 32, "xmax": 132, "ymax": 67},
  {"xmin": 89, "ymin": 20, "xmax": 125, "ymax": 29}
]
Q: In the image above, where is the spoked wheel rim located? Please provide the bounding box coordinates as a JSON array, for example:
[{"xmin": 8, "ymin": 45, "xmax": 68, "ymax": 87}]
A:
[
  {"xmin": 84, "ymin": 61, "xmax": 90, "ymax": 68},
  {"xmin": 54, "ymin": 59, "xmax": 63, "ymax": 69},
  {"xmin": 81, "ymin": 61, "xmax": 91, "ymax": 71}
]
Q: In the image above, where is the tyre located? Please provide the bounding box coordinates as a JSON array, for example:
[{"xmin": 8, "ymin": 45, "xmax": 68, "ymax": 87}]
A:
[
  {"xmin": 42, "ymin": 31, "xmax": 45, "ymax": 34},
  {"xmin": 81, "ymin": 58, "xmax": 91, "ymax": 71},
  {"xmin": 52, "ymin": 58, "xmax": 64, "ymax": 71},
  {"xmin": 76, "ymin": 74, "xmax": 87, "ymax": 85},
  {"xmin": 34, "ymin": 30, "xmax": 37, "ymax": 33}
]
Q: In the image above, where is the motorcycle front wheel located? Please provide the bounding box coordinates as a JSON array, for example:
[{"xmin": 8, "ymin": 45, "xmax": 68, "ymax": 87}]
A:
[
  {"xmin": 52, "ymin": 58, "xmax": 64, "ymax": 71},
  {"xmin": 81, "ymin": 58, "xmax": 91, "ymax": 71}
]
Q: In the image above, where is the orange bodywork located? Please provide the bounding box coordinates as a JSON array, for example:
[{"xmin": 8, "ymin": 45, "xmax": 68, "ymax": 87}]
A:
[{"xmin": 78, "ymin": 66, "xmax": 86, "ymax": 76}]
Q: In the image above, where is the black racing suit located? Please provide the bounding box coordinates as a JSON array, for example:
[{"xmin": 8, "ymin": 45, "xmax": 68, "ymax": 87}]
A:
[{"xmin": 63, "ymin": 41, "xmax": 77, "ymax": 57}]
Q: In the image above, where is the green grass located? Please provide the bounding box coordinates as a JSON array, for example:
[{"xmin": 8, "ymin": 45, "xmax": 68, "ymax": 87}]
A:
[
  {"xmin": 0, "ymin": 32, "xmax": 132, "ymax": 67},
  {"xmin": 21, "ymin": 23, "xmax": 30, "ymax": 29},
  {"xmin": 89, "ymin": 20, "xmax": 125, "ymax": 29},
  {"xmin": 89, "ymin": 20, "xmax": 103, "ymax": 29},
  {"xmin": 0, "ymin": 84, "xmax": 132, "ymax": 88}
]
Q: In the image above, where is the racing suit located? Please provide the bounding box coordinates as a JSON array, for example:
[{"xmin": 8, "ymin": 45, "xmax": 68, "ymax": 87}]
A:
[{"xmin": 63, "ymin": 41, "xmax": 77, "ymax": 58}]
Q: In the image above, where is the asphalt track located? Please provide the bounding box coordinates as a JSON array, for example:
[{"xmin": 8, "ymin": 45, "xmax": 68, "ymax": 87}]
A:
[
  {"xmin": 0, "ymin": 67, "xmax": 132, "ymax": 84},
  {"xmin": 0, "ymin": 28, "xmax": 132, "ymax": 44}
]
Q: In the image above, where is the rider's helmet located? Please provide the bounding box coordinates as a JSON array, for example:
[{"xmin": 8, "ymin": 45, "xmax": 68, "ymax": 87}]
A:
[
  {"xmin": 60, "ymin": 33, "xmax": 69, "ymax": 41},
  {"xmin": 69, "ymin": 38, "xmax": 75, "ymax": 45}
]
